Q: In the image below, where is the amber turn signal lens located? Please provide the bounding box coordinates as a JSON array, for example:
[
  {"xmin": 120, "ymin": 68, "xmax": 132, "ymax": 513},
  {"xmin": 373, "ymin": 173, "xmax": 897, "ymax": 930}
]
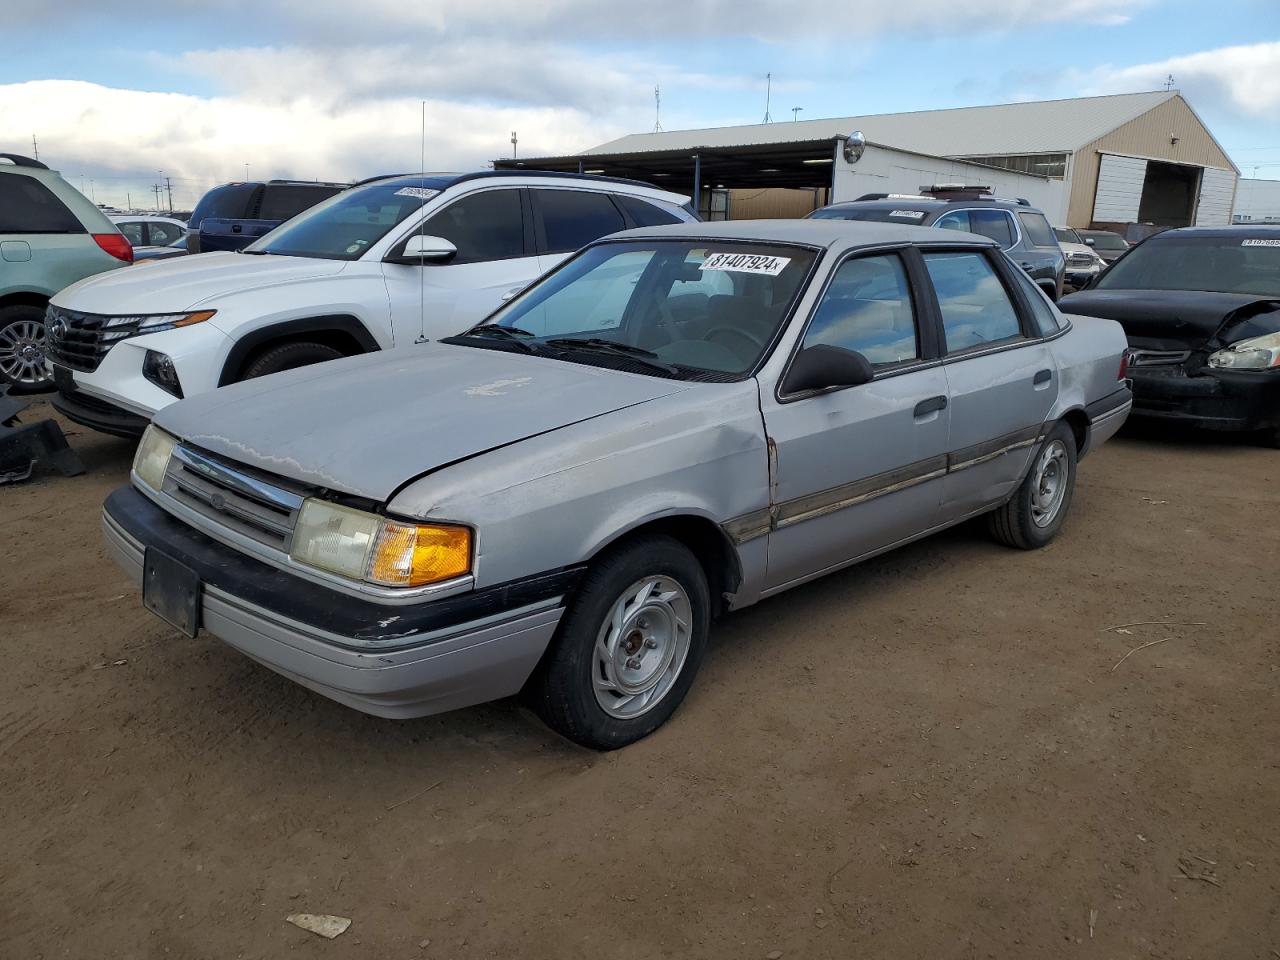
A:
[
  {"xmin": 175, "ymin": 310, "xmax": 216, "ymax": 327},
  {"xmin": 367, "ymin": 521, "xmax": 471, "ymax": 587}
]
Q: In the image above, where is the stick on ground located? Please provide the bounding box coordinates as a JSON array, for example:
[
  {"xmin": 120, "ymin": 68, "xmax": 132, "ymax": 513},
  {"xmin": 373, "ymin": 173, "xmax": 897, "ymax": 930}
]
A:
[{"xmin": 1111, "ymin": 637, "xmax": 1175, "ymax": 673}]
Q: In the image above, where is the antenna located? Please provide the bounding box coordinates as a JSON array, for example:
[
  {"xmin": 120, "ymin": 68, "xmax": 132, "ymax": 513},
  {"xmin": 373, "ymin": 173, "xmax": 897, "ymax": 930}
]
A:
[
  {"xmin": 654, "ymin": 85, "xmax": 663, "ymax": 133},
  {"xmin": 791, "ymin": 106, "xmax": 803, "ymax": 122},
  {"xmin": 1164, "ymin": 73, "xmax": 1175, "ymax": 91},
  {"xmin": 417, "ymin": 100, "xmax": 428, "ymax": 344},
  {"xmin": 510, "ymin": 130, "xmax": 518, "ymax": 159},
  {"xmin": 762, "ymin": 73, "xmax": 773, "ymax": 123},
  {"xmin": 31, "ymin": 134, "xmax": 38, "ymax": 161}
]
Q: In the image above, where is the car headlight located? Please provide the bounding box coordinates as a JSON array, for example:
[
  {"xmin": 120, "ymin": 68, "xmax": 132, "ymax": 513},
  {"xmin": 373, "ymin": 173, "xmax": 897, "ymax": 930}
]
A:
[
  {"xmin": 106, "ymin": 310, "xmax": 216, "ymax": 334},
  {"xmin": 1207, "ymin": 331, "xmax": 1280, "ymax": 370},
  {"xmin": 133, "ymin": 425, "xmax": 177, "ymax": 490},
  {"xmin": 290, "ymin": 499, "xmax": 471, "ymax": 588}
]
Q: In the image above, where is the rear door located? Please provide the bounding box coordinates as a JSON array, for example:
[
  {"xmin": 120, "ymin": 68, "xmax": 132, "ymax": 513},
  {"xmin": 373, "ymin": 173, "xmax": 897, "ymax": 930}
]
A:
[
  {"xmin": 382, "ymin": 186, "xmax": 537, "ymax": 341},
  {"xmin": 759, "ymin": 247, "xmax": 951, "ymax": 593},
  {"xmin": 920, "ymin": 247, "xmax": 1059, "ymax": 517},
  {"xmin": 530, "ymin": 188, "xmax": 629, "ymax": 276},
  {"xmin": 0, "ymin": 173, "xmax": 113, "ymax": 294}
]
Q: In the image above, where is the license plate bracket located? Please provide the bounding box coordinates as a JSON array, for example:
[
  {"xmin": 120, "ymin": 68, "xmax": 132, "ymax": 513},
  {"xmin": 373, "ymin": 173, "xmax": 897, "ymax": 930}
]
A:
[{"xmin": 142, "ymin": 547, "xmax": 202, "ymax": 638}]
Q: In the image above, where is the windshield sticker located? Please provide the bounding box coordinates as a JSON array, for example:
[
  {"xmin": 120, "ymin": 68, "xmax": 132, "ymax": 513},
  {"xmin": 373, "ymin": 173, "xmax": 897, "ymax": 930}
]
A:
[
  {"xmin": 394, "ymin": 187, "xmax": 439, "ymax": 200},
  {"xmin": 700, "ymin": 252, "xmax": 791, "ymax": 276},
  {"xmin": 890, "ymin": 210, "xmax": 927, "ymax": 220},
  {"xmin": 1242, "ymin": 238, "xmax": 1280, "ymax": 247}
]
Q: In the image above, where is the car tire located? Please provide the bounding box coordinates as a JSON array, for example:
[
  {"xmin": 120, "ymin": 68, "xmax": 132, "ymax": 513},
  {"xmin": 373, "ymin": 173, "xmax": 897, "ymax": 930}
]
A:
[
  {"xmin": 527, "ymin": 535, "xmax": 711, "ymax": 750},
  {"xmin": 988, "ymin": 421, "xmax": 1078, "ymax": 550},
  {"xmin": 0, "ymin": 304, "xmax": 54, "ymax": 394},
  {"xmin": 240, "ymin": 341, "xmax": 345, "ymax": 380}
]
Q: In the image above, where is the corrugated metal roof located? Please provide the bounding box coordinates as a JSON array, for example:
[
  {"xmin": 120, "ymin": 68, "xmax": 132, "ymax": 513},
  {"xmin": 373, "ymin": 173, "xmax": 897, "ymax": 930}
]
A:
[{"xmin": 582, "ymin": 91, "xmax": 1177, "ymax": 158}]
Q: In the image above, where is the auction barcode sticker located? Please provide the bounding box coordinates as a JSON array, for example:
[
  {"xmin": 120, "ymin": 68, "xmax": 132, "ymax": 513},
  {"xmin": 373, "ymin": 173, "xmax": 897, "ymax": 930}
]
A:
[
  {"xmin": 1242, "ymin": 238, "xmax": 1280, "ymax": 247},
  {"xmin": 700, "ymin": 252, "xmax": 791, "ymax": 276},
  {"xmin": 395, "ymin": 186, "xmax": 439, "ymax": 200},
  {"xmin": 890, "ymin": 210, "xmax": 927, "ymax": 220}
]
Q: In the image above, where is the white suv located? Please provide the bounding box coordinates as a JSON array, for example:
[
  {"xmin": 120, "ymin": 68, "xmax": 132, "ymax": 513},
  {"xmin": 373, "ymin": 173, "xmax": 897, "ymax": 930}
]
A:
[{"xmin": 46, "ymin": 172, "xmax": 694, "ymax": 436}]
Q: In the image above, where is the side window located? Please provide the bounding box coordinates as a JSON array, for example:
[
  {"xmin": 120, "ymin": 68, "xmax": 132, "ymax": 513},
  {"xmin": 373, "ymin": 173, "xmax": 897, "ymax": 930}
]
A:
[
  {"xmin": 421, "ymin": 189, "xmax": 526, "ymax": 265},
  {"xmin": 534, "ymin": 189, "xmax": 626, "ymax": 254},
  {"xmin": 934, "ymin": 210, "xmax": 970, "ymax": 232},
  {"xmin": 616, "ymin": 195, "xmax": 683, "ymax": 227},
  {"xmin": 1017, "ymin": 211, "xmax": 1057, "ymax": 248},
  {"xmin": 1010, "ymin": 263, "xmax": 1063, "ymax": 336},
  {"xmin": 0, "ymin": 176, "xmax": 84, "ymax": 234},
  {"xmin": 803, "ymin": 254, "xmax": 919, "ymax": 366},
  {"xmin": 923, "ymin": 251, "xmax": 1024, "ymax": 353},
  {"xmin": 967, "ymin": 210, "xmax": 1015, "ymax": 249},
  {"xmin": 116, "ymin": 221, "xmax": 145, "ymax": 246},
  {"xmin": 148, "ymin": 222, "xmax": 184, "ymax": 246}
]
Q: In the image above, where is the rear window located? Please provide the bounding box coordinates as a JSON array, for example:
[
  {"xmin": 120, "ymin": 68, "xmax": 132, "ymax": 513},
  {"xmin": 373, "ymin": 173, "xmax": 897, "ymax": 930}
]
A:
[
  {"xmin": 0, "ymin": 175, "xmax": 84, "ymax": 234},
  {"xmin": 616, "ymin": 195, "xmax": 684, "ymax": 227},
  {"xmin": 535, "ymin": 189, "xmax": 627, "ymax": 254},
  {"xmin": 1017, "ymin": 211, "xmax": 1057, "ymax": 248},
  {"xmin": 260, "ymin": 184, "xmax": 344, "ymax": 221},
  {"xmin": 189, "ymin": 183, "xmax": 258, "ymax": 228},
  {"xmin": 935, "ymin": 209, "xmax": 1015, "ymax": 248}
]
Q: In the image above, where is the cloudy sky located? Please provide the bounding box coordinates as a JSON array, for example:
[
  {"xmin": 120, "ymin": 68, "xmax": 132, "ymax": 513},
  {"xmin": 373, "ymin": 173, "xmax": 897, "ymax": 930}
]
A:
[{"xmin": 1, "ymin": 0, "xmax": 1277, "ymax": 210}]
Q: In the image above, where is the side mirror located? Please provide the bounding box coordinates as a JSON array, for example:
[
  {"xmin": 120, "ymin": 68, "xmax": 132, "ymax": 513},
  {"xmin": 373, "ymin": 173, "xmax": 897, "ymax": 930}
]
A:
[
  {"xmin": 782, "ymin": 345, "xmax": 875, "ymax": 395},
  {"xmin": 1083, "ymin": 237, "xmax": 1096, "ymax": 246},
  {"xmin": 386, "ymin": 234, "xmax": 457, "ymax": 265}
]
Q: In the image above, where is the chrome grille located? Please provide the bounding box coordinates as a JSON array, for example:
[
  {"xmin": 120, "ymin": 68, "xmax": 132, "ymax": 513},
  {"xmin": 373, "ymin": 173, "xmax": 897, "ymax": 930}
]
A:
[
  {"xmin": 1066, "ymin": 251, "xmax": 1095, "ymax": 267},
  {"xmin": 45, "ymin": 306, "xmax": 142, "ymax": 373},
  {"xmin": 162, "ymin": 445, "xmax": 304, "ymax": 551},
  {"xmin": 1129, "ymin": 349, "xmax": 1190, "ymax": 368}
]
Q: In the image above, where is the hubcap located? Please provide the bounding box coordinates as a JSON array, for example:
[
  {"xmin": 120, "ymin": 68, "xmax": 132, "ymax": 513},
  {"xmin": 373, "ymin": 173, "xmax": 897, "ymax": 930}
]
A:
[
  {"xmin": 0, "ymin": 319, "xmax": 52, "ymax": 387},
  {"xmin": 1030, "ymin": 439, "xmax": 1069, "ymax": 528},
  {"xmin": 592, "ymin": 575, "xmax": 693, "ymax": 720}
]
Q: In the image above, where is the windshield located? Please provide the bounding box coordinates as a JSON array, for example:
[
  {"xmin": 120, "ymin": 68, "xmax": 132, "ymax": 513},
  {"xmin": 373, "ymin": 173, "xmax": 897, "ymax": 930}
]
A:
[
  {"xmin": 1054, "ymin": 227, "xmax": 1081, "ymax": 244},
  {"xmin": 1081, "ymin": 231, "xmax": 1127, "ymax": 251},
  {"xmin": 246, "ymin": 180, "xmax": 441, "ymax": 260},
  {"xmin": 810, "ymin": 206, "xmax": 931, "ymax": 224},
  {"xmin": 446, "ymin": 240, "xmax": 817, "ymax": 380},
  {"xmin": 1096, "ymin": 235, "xmax": 1280, "ymax": 296}
]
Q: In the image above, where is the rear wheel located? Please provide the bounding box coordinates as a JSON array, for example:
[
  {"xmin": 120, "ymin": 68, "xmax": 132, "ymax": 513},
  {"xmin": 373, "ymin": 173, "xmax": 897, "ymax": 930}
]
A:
[
  {"xmin": 0, "ymin": 304, "xmax": 53, "ymax": 393},
  {"xmin": 527, "ymin": 535, "xmax": 711, "ymax": 750},
  {"xmin": 240, "ymin": 341, "xmax": 345, "ymax": 380},
  {"xmin": 988, "ymin": 421, "xmax": 1077, "ymax": 549}
]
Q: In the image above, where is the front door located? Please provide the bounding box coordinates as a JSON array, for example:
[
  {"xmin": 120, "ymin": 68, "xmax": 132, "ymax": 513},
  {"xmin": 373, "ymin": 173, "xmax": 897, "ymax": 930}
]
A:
[
  {"xmin": 760, "ymin": 250, "xmax": 951, "ymax": 594},
  {"xmin": 382, "ymin": 186, "xmax": 540, "ymax": 342},
  {"xmin": 919, "ymin": 249, "xmax": 1059, "ymax": 516}
]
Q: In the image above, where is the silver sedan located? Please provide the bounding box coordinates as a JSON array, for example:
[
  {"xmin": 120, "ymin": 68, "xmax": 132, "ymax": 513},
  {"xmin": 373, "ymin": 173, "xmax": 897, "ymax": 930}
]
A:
[{"xmin": 103, "ymin": 220, "xmax": 1132, "ymax": 749}]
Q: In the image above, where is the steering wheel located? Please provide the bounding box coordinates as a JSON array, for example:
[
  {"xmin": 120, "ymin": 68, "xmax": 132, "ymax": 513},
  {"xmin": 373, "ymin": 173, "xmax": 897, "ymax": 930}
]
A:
[{"xmin": 704, "ymin": 325, "xmax": 767, "ymax": 352}]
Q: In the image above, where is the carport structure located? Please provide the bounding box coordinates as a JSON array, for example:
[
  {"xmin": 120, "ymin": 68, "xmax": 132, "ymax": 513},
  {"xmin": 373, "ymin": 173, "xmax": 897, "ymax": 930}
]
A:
[{"xmin": 495, "ymin": 137, "xmax": 842, "ymax": 218}]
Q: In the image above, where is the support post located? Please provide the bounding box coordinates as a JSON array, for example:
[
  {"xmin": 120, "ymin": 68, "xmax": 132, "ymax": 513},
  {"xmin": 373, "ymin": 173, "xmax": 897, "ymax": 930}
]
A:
[{"xmin": 692, "ymin": 154, "xmax": 702, "ymax": 218}]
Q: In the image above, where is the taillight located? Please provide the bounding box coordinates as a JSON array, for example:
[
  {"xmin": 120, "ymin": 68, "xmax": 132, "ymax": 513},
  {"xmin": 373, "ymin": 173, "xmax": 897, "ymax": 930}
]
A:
[
  {"xmin": 1117, "ymin": 349, "xmax": 1130, "ymax": 381},
  {"xmin": 93, "ymin": 233, "xmax": 134, "ymax": 263}
]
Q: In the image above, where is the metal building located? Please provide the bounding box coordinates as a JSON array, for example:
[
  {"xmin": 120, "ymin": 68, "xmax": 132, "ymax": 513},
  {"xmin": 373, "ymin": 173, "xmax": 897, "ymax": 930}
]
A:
[{"xmin": 497, "ymin": 91, "xmax": 1238, "ymax": 230}]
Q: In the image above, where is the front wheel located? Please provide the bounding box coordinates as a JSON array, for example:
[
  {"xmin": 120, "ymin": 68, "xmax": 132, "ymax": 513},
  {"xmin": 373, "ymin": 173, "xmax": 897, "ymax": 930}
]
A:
[
  {"xmin": 988, "ymin": 421, "xmax": 1078, "ymax": 549},
  {"xmin": 240, "ymin": 341, "xmax": 345, "ymax": 380},
  {"xmin": 527, "ymin": 535, "xmax": 711, "ymax": 750}
]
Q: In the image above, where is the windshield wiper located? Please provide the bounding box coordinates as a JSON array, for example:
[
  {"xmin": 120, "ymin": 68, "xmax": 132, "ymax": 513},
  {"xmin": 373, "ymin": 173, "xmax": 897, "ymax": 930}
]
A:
[
  {"xmin": 238, "ymin": 248, "xmax": 268, "ymax": 255},
  {"xmin": 451, "ymin": 325, "xmax": 542, "ymax": 353},
  {"xmin": 545, "ymin": 337, "xmax": 680, "ymax": 376}
]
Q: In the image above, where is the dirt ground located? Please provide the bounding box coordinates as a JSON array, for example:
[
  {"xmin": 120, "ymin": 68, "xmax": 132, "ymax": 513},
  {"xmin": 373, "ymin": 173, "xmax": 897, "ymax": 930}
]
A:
[{"xmin": 2, "ymin": 400, "xmax": 1277, "ymax": 959}]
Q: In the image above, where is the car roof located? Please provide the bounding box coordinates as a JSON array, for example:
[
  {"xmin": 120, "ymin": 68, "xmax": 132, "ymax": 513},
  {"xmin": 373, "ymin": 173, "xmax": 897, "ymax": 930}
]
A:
[
  {"xmin": 608, "ymin": 217, "xmax": 997, "ymax": 250},
  {"xmin": 1150, "ymin": 225, "xmax": 1280, "ymax": 240},
  {"xmin": 819, "ymin": 196, "xmax": 1040, "ymax": 215},
  {"xmin": 359, "ymin": 170, "xmax": 689, "ymax": 203}
]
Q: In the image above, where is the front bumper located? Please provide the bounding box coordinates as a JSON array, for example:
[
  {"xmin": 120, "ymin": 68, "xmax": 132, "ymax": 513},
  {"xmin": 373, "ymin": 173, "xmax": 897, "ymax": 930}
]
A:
[
  {"xmin": 1128, "ymin": 366, "xmax": 1280, "ymax": 432},
  {"xmin": 102, "ymin": 485, "xmax": 575, "ymax": 719},
  {"xmin": 51, "ymin": 365, "xmax": 148, "ymax": 438}
]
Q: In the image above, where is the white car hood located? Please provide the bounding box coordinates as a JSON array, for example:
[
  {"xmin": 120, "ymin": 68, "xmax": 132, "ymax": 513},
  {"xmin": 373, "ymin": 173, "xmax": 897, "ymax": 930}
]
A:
[
  {"xmin": 1060, "ymin": 241, "xmax": 1097, "ymax": 259},
  {"xmin": 51, "ymin": 252, "xmax": 348, "ymax": 314}
]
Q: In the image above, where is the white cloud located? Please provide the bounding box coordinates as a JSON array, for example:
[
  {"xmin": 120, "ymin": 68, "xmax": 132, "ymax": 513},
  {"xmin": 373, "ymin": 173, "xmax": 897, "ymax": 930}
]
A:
[{"xmin": 1080, "ymin": 41, "xmax": 1280, "ymax": 119}]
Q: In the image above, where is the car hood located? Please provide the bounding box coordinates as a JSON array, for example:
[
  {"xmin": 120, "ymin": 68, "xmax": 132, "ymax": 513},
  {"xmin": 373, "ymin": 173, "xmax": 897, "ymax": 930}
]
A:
[
  {"xmin": 51, "ymin": 251, "xmax": 347, "ymax": 313},
  {"xmin": 1059, "ymin": 289, "xmax": 1280, "ymax": 350},
  {"xmin": 1059, "ymin": 242, "xmax": 1097, "ymax": 259},
  {"xmin": 152, "ymin": 343, "xmax": 688, "ymax": 502}
]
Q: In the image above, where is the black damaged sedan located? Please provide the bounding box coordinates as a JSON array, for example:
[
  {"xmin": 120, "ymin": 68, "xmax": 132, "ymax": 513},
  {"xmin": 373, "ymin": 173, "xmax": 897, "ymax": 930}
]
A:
[{"xmin": 1061, "ymin": 226, "xmax": 1280, "ymax": 444}]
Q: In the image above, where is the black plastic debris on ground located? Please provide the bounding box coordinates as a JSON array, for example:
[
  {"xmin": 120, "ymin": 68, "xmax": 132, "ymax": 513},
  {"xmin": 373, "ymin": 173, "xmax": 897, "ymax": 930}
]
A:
[{"xmin": 0, "ymin": 387, "xmax": 85, "ymax": 484}]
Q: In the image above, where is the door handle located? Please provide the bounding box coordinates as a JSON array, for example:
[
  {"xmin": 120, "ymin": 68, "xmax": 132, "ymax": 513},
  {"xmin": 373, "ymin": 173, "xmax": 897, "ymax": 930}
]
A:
[
  {"xmin": 913, "ymin": 395, "xmax": 947, "ymax": 418},
  {"xmin": 1033, "ymin": 369, "xmax": 1052, "ymax": 386}
]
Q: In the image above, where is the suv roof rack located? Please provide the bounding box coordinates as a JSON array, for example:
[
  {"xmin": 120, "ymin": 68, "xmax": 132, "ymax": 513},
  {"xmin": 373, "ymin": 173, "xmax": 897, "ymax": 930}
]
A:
[
  {"xmin": 351, "ymin": 169, "xmax": 681, "ymax": 194},
  {"xmin": 264, "ymin": 178, "xmax": 349, "ymax": 188},
  {"xmin": 0, "ymin": 153, "xmax": 49, "ymax": 170}
]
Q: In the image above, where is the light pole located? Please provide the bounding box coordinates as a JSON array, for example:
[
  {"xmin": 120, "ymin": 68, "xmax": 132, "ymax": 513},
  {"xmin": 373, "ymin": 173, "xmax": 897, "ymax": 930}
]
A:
[{"xmin": 244, "ymin": 162, "xmax": 250, "ymax": 180}]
